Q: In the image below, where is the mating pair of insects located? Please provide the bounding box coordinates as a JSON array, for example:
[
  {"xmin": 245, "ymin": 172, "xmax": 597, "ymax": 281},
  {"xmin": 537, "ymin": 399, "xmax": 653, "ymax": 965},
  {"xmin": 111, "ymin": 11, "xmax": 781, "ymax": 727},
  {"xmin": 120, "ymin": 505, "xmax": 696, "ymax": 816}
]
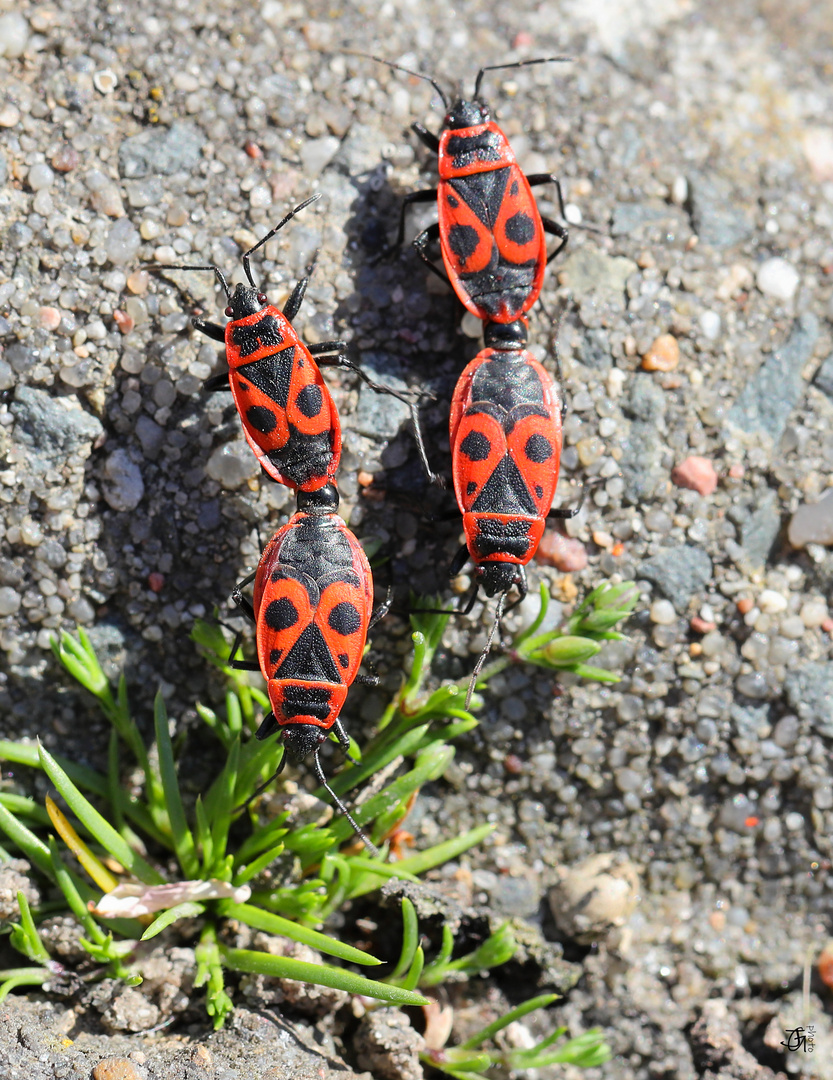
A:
[{"xmin": 156, "ymin": 55, "xmax": 577, "ymax": 849}]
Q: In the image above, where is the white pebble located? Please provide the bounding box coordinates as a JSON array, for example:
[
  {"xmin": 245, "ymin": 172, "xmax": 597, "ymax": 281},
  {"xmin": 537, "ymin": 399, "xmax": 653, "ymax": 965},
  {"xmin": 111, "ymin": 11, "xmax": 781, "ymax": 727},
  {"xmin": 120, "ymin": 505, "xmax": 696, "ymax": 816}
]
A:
[
  {"xmin": 460, "ymin": 311, "xmax": 482, "ymax": 339},
  {"xmin": 206, "ymin": 440, "xmax": 259, "ymax": 489},
  {"xmin": 756, "ymin": 257, "xmax": 799, "ymax": 301},
  {"xmin": 564, "ymin": 203, "xmax": 582, "ymax": 225},
  {"xmin": 650, "ymin": 599, "xmax": 676, "ymax": 625},
  {"xmin": 0, "ymin": 12, "xmax": 30, "ymax": 58},
  {"xmin": 0, "ymin": 586, "xmax": 21, "ymax": 615},
  {"xmin": 670, "ymin": 175, "xmax": 688, "ymax": 204},
  {"xmin": 28, "ymin": 163, "xmax": 55, "ymax": 191},
  {"xmin": 299, "ymin": 136, "xmax": 339, "ymax": 175},
  {"xmin": 93, "ymin": 69, "xmax": 118, "ymax": 94},
  {"xmin": 606, "ymin": 368, "xmax": 626, "ymax": 398},
  {"xmin": 757, "ymin": 589, "xmax": 787, "ymax": 614},
  {"xmin": 249, "ymin": 183, "xmax": 272, "ymax": 209},
  {"xmin": 698, "ymin": 310, "xmax": 721, "ymax": 340},
  {"xmin": 800, "ymin": 600, "xmax": 828, "ymax": 628},
  {"xmin": 106, "ymin": 218, "xmax": 141, "ymax": 265},
  {"xmin": 779, "ymin": 615, "xmax": 805, "ymax": 639}
]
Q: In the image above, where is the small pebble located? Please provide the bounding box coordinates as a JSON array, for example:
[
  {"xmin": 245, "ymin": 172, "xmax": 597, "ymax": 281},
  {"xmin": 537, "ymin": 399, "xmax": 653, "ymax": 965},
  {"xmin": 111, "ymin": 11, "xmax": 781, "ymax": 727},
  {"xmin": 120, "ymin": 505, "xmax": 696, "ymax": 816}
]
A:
[
  {"xmin": 39, "ymin": 306, "xmax": 62, "ymax": 330},
  {"xmin": 757, "ymin": 589, "xmax": 787, "ymax": 614},
  {"xmin": 690, "ymin": 616, "xmax": 717, "ymax": 634},
  {"xmin": 698, "ymin": 310, "xmax": 721, "ymax": 340},
  {"xmin": 802, "ymin": 127, "xmax": 833, "ymax": 182},
  {"xmin": 756, "ymin": 257, "xmax": 799, "ymax": 301},
  {"xmin": 28, "ymin": 163, "xmax": 55, "ymax": 191},
  {"xmin": 93, "ymin": 69, "xmax": 119, "ymax": 94},
  {"xmin": 52, "ymin": 145, "xmax": 79, "ymax": 172},
  {"xmin": 788, "ymin": 489, "xmax": 833, "ymax": 547},
  {"xmin": 92, "ymin": 1056, "xmax": 142, "ymax": 1080},
  {"xmin": 0, "ymin": 103, "xmax": 21, "ymax": 127},
  {"xmin": 91, "ymin": 184, "xmax": 126, "ymax": 217},
  {"xmin": 113, "ymin": 310, "xmax": 134, "ymax": 335},
  {"xmin": 126, "ymin": 270, "xmax": 149, "ymax": 295},
  {"xmin": 650, "ymin": 599, "xmax": 676, "ymax": 625},
  {"xmin": 102, "ymin": 449, "xmax": 145, "ymax": 512},
  {"xmin": 671, "ymin": 455, "xmax": 718, "ymax": 496},
  {"xmin": 800, "ymin": 600, "xmax": 828, "ymax": 628},
  {"xmin": 535, "ymin": 532, "xmax": 587, "ymax": 571},
  {"xmin": 148, "ymin": 572, "xmax": 165, "ymax": 593},
  {"xmin": 641, "ymin": 334, "xmax": 679, "ymax": 372},
  {"xmin": 0, "ymin": 586, "xmax": 22, "ymax": 616},
  {"xmin": 0, "ymin": 12, "xmax": 30, "ymax": 58}
]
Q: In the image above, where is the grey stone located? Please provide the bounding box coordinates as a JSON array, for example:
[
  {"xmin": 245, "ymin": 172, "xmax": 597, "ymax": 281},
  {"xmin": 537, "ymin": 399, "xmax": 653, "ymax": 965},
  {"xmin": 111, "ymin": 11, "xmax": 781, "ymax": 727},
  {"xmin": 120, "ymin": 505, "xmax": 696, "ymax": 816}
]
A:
[
  {"xmin": 727, "ymin": 314, "xmax": 819, "ymax": 442},
  {"xmin": 353, "ymin": 354, "xmax": 412, "ymax": 440},
  {"xmin": 558, "ymin": 247, "xmax": 637, "ymax": 310},
  {"xmin": 688, "ymin": 172, "xmax": 756, "ymax": 248},
  {"xmin": 639, "ymin": 545, "xmax": 713, "ymax": 612},
  {"xmin": 784, "ymin": 662, "xmax": 833, "ymax": 737},
  {"xmin": 814, "ymin": 352, "xmax": 833, "ymax": 398},
  {"xmin": 101, "ymin": 448, "xmax": 144, "ymax": 512},
  {"xmin": 118, "ymin": 120, "xmax": 203, "ymax": 178},
  {"xmin": 5, "ymin": 343, "xmax": 38, "ymax": 373},
  {"xmin": 11, "ymin": 385, "xmax": 103, "ymax": 464},
  {"xmin": 736, "ymin": 489, "xmax": 782, "ymax": 570},
  {"xmin": 610, "ymin": 201, "xmax": 684, "ymax": 237},
  {"xmin": 618, "ymin": 374, "xmax": 667, "ymax": 503},
  {"xmin": 577, "ymin": 327, "xmax": 612, "ymax": 371}
]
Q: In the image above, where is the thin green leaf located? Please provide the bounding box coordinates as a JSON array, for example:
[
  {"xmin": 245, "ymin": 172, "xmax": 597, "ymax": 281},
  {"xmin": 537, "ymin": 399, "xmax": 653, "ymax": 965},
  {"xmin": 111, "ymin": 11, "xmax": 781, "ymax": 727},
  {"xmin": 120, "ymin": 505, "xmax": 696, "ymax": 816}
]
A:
[
  {"xmin": 221, "ymin": 947, "xmax": 429, "ymax": 1006},
  {"xmin": 232, "ymin": 843, "xmax": 285, "ymax": 886},
  {"xmin": 153, "ymin": 692, "xmax": 199, "ymax": 878},
  {"xmin": 390, "ymin": 897, "xmax": 418, "ymax": 980},
  {"xmin": 140, "ymin": 902, "xmax": 206, "ymax": 940},
  {"xmin": 391, "ymin": 824, "xmax": 494, "ymax": 878},
  {"xmin": 0, "ymin": 968, "xmax": 50, "ymax": 1001},
  {"xmin": 38, "ymin": 744, "xmax": 164, "ymax": 885},
  {"xmin": 0, "ymin": 801, "xmax": 53, "ymax": 878},
  {"xmin": 457, "ymin": 993, "xmax": 558, "ymax": 1050},
  {"xmin": 218, "ymin": 902, "xmax": 381, "ymax": 966},
  {"xmin": 194, "ymin": 797, "xmax": 213, "ymax": 872}
]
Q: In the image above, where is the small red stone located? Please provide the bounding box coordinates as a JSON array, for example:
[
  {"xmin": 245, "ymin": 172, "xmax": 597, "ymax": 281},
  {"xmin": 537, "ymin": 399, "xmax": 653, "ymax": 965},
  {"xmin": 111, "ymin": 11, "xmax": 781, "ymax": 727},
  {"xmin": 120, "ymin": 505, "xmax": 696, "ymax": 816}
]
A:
[
  {"xmin": 113, "ymin": 309, "xmax": 134, "ymax": 335},
  {"xmin": 822, "ymin": 617, "xmax": 833, "ymax": 633},
  {"xmin": 148, "ymin": 572, "xmax": 165, "ymax": 593},
  {"xmin": 728, "ymin": 463, "xmax": 745, "ymax": 478},
  {"xmin": 535, "ymin": 531, "xmax": 588, "ymax": 571},
  {"xmin": 504, "ymin": 754, "xmax": 523, "ymax": 775},
  {"xmin": 690, "ymin": 616, "xmax": 717, "ymax": 634},
  {"xmin": 244, "ymin": 141, "xmax": 263, "ymax": 158},
  {"xmin": 671, "ymin": 455, "xmax": 718, "ymax": 496},
  {"xmin": 737, "ymin": 596, "xmax": 754, "ymax": 615},
  {"xmin": 611, "ymin": 542, "xmax": 625, "ymax": 557},
  {"xmin": 513, "ymin": 32, "xmax": 534, "ymax": 48}
]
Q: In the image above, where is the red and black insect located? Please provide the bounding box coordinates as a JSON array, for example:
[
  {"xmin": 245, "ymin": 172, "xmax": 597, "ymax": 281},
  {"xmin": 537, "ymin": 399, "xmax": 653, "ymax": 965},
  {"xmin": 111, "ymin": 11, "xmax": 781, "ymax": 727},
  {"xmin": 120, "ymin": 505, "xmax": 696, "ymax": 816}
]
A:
[
  {"xmin": 448, "ymin": 317, "xmax": 575, "ymax": 702},
  {"xmin": 156, "ymin": 196, "xmax": 427, "ymax": 491},
  {"xmin": 228, "ymin": 483, "xmax": 388, "ymax": 852},
  {"xmin": 370, "ymin": 57, "xmax": 571, "ymax": 324}
]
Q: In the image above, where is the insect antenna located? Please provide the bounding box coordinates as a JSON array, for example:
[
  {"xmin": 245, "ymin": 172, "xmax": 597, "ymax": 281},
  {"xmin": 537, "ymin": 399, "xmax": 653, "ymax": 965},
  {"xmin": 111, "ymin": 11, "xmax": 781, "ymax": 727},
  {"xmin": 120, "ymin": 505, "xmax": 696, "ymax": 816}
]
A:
[
  {"xmin": 465, "ymin": 591, "xmax": 506, "ymax": 710},
  {"xmin": 233, "ymin": 747, "xmax": 288, "ymax": 814},
  {"xmin": 473, "ymin": 56, "xmax": 573, "ymax": 99},
  {"xmin": 349, "ymin": 51, "xmax": 449, "ymax": 109},
  {"xmin": 312, "ymin": 750, "xmax": 381, "ymax": 858},
  {"xmin": 241, "ymin": 193, "xmax": 322, "ymax": 289},
  {"xmin": 150, "ymin": 262, "xmax": 233, "ymax": 303}
]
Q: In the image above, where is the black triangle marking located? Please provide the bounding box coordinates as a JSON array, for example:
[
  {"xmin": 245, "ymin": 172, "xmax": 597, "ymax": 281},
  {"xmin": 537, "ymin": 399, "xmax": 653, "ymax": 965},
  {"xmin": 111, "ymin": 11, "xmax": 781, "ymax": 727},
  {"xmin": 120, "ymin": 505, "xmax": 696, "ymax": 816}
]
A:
[
  {"xmin": 236, "ymin": 345, "xmax": 297, "ymax": 409},
  {"xmin": 472, "ymin": 454, "xmax": 537, "ymax": 515},
  {"xmin": 277, "ymin": 622, "xmax": 341, "ymax": 683}
]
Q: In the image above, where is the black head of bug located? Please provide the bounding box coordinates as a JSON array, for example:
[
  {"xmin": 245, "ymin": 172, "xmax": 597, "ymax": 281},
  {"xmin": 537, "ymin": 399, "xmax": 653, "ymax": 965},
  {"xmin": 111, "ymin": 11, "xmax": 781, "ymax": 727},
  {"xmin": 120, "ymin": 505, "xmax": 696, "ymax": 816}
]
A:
[
  {"xmin": 296, "ymin": 483, "xmax": 340, "ymax": 516},
  {"xmin": 281, "ymin": 722, "xmax": 328, "ymax": 763},
  {"xmin": 443, "ymin": 98, "xmax": 491, "ymax": 129},
  {"xmin": 477, "ymin": 560, "xmax": 525, "ymax": 598},
  {"xmin": 227, "ymin": 282, "xmax": 264, "ymax": 321},
  {"xmin": 484, "ymin": 318, "xmax": 528, "ymax": 351}
]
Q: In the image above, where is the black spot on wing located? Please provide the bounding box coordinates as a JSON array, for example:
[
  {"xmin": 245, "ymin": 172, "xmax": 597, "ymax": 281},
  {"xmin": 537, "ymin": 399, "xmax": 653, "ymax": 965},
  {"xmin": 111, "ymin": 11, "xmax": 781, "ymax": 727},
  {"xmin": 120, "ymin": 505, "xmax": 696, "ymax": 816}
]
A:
[
  {"xmin": 236, "ymin": 345, "xmax": 296, "ymax": 408},
  {"xmin": 246, "ymin": 405, "xmax": 278, "ymax": 434},
  {"xmin": 295, "ymin": 383, "xmax": 323, "ymax": 419},
  {"xmin": 460, "ymin": 430, "xmax": 491, "ymax": 462},
  {"xmin": 524, "ymin": 433, "xmax": 553, "ymax": 463},
  {"xmin": 505, "ymin": 211, "xmax": 536, "ymax": 246},
  {"xmin": 535, "ymin": 484, "xmax": 544, "ymax": 499},
  {"xmin": 448, "ymin": 223, "xmax": 480, "ymax": 266},
  {"xmin": 328, "ymin": 601, "xmax": 362, "ymax": 636},
  {"xmin": 510, "ymin": 179, "xmax": 520, "ymax": 196},
  {"xmin": 265, "ymin": 597, "xmax": 299, "ymax": 631},
  {"xmin": 446, "ymin": 192, "xmax": 459, "ymax": 208},
  {"xmin": 466, "ymin": 480, "xmax": 477, "ymax": 495},
  {"xmin": 269, "ymin": 647, "xmax": 282, "ymax": 669},
  {"xmin": 337, "ymin": 652, "xmax": 350, "ymax": 668}
]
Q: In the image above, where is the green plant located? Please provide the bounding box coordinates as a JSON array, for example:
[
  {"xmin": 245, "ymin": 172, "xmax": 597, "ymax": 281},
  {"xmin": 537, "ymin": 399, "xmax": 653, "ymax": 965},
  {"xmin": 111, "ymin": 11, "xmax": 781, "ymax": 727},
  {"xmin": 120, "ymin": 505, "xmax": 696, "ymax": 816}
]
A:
[
  {"xmin": 385, "ymin": 896, "xmax": 611, "ymax": 1076},
  {"xmin": 0, "ymin": 581, "xmax": 635, "ymax": 1038}
]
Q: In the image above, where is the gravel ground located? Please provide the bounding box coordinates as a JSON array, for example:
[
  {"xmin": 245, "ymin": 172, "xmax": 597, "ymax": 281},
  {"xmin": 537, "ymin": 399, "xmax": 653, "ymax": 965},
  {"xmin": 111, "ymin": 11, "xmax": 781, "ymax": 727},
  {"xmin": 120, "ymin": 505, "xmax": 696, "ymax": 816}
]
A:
[{"xmin": 1, "ymin": 0, "xmax": 832, "ymax": 1077}]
